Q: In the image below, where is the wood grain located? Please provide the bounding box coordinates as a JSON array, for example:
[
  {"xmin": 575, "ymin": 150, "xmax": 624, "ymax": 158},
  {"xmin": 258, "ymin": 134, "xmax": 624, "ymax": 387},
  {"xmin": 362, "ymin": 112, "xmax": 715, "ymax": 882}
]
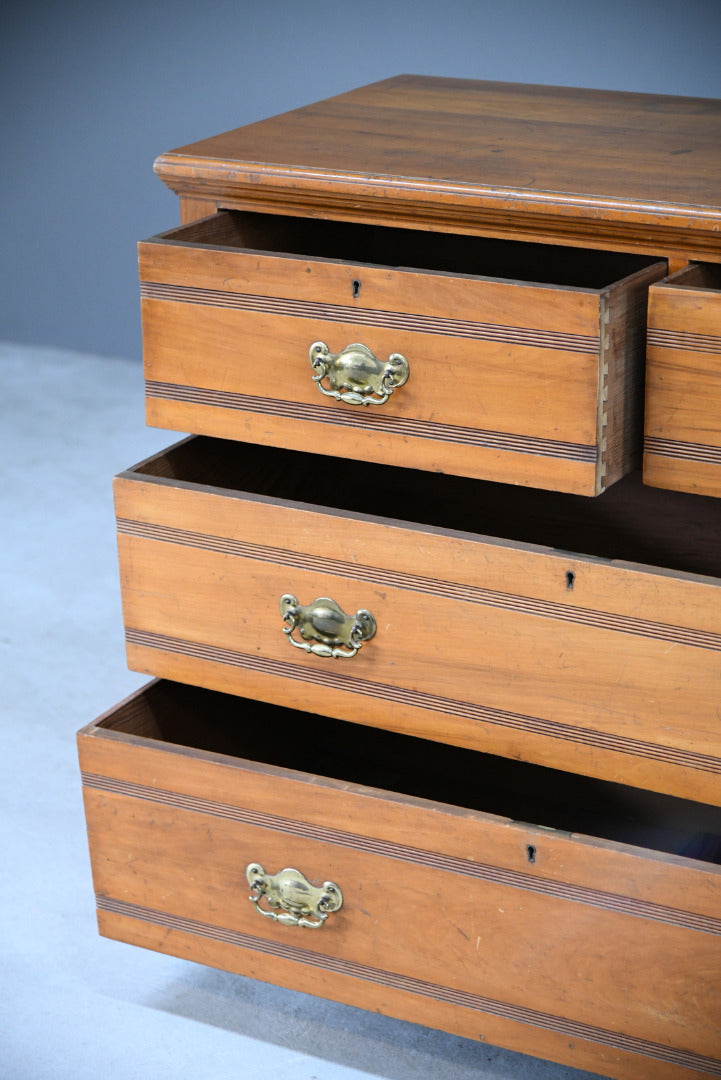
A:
[
  {"xmin": 77, "ymin": 683, "xmax": 721, "ymax": 1080},
  {"xmin": 111, "ymin": 441, "xmax": 721, "ymax": 802},
  {"xmin": 645, "ymin": 265, "xmax": 721, "ymax": 495},
  {"xmin": 77, "ymin": 682, "xmax": 721, "ymax": 920},
  {"xmin": 93, "ymin": 909, "xmax": 720, "ymax": 1080},
  {"xmin": 138, "ymin": 211, "xmax": 665, "ymax": 493},
  {"xmin": 152, "ymin": 76, "xmax": 721, "ymax": 258},
  {"xmin": 82, "ymin": 770, "xmax": 721, "ymax": 934},
  {"xmin": 178, "ymin": 195, "xmax": 217, "ymax": 224}
]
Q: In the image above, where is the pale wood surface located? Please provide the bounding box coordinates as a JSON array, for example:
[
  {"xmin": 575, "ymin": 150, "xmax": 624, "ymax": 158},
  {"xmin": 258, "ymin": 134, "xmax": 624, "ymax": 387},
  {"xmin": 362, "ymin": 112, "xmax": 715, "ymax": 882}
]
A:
[
  {"xmin": 77, "ymin": 682, "xmax": 721, "ymax": 1080},
  {"xmin": 139, "ymin": 212, "xmax": 629, "ymax": 329},
  {"xmin": 143, "ymin": 396, "xmax": 599, "ymax": 494},
  {"xmin": 79, "ymin": 684, "xmax": 721, "ymax": 917},
  {"xmin": 178, "ymin": 195, "xmax": 218, "ymax": 224},
  {"xmin": 644, "ymin": 455, "xmax": 721, "ymax": 499},
  {"xmin": 153, "ymin": 76, "xmax": 721, "ymax": 257},
  {"xmin": 645, "ymin": 265, "xmax": 721, "ymax": 494},
  {"xmin": 140, "ymin": 302, "xmax": 600, "ymax": 443},
  {"xmin": 138, "ymin": 211, "xmax": 665, "ymax": 493},
  {"xmin": 112, "ymin": 440, "xmax": 721, "ymax": 803},
  {"xmin": 92, "ymin": 911, "xmax": 715, "ymax": 1080}
]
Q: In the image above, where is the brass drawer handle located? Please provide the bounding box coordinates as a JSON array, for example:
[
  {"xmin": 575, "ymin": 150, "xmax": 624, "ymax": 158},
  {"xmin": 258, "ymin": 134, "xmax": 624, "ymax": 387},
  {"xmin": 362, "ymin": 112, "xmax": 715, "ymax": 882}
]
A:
[
  {"xmin": 280, "ymin": 594, "xmax": 376, "ymax": 659},
  {"xmin": 246, "ymin": 863, "xmax": 343, "ymax": 929},
  {"xmin": 309, "ymin": 340, "xmax": 409, "ymax": 406}
]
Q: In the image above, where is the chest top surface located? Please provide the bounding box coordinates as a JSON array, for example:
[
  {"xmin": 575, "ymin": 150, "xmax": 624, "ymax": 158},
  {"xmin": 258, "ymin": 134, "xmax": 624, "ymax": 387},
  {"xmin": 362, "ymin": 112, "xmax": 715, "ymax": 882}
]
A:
[{"xmin": 154, "ymin": 74, "xmax": 721, "ymax": 255}]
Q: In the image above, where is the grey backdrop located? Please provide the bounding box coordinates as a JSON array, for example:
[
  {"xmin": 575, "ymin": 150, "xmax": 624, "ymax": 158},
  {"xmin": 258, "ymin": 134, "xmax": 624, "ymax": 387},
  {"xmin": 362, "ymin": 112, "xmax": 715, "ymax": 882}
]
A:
[
  {"xmin": 3, "ymin": 7, "xmax": 721, "ymax": 1080},
  {"xmin": 2, "ymin": 0, "xmax": 721, "ymax": 361}
]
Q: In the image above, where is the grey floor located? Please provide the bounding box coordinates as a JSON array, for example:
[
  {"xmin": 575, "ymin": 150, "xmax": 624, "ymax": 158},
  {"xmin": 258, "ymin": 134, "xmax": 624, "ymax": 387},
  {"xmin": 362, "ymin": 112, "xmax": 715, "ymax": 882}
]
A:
[{"xmin": 1, "ymin": 342, "xmax": 612, "ymax": 1080}]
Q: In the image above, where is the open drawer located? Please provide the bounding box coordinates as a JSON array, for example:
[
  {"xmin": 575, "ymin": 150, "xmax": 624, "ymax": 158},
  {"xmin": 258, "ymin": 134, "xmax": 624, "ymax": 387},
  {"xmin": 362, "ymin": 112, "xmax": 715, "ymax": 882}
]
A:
[
  {"xmin": 115, "ymin": 436, "xmax": 721, "ymax": 806},
  {"xmin": 138, "ymin": 211, "xmax": 666, "ymax": 495},
  {"xmin": 78, "ymin": 679, "xmax": 721, "ymax": 1080},
  {"xmin": 645, "ymin": 263, "xmax": 721, "ymax": 497}
]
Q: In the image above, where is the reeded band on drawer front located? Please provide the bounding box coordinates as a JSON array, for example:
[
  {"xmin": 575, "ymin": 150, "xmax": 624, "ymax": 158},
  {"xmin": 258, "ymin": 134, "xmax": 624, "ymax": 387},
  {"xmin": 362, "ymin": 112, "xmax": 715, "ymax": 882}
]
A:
[
  {"xmin": 140, "ymin": 282, "xmax": 601, "ymax": 353},
  {"xmin": 142, "ymin": 280, "xmax": 601, "ymax": 465},
  {"xmin": 647, "ymin": 327, "xmax": 721, "ymax": 355},
  {"xmin": 81, "ymin": 771, "xmax": 721, "ymax": 934},
  {"xmin": 145, "ymin": 381, "xmax": 598, "ymax": 463},
  {"xmin": 116, "ymin": 517, "xmax": 721, "ymax": 653},
  {"xmin": 94, "ymin": 894, "xmax": 721, "ymax": 1073},
  {"xmin": 123, "ymin": 627, "xmax": 721, "ymax": 778},
  {"xmin": 645, "ymin": 436, "xmax": 721, "ymax": 467}
]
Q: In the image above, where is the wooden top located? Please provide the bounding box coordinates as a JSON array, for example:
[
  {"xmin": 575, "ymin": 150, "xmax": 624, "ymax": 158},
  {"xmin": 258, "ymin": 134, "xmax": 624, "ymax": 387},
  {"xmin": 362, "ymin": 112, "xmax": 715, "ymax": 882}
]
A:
[{"xmin": 155, "ymin": 74, "xmax": 721, "ymax": 257}]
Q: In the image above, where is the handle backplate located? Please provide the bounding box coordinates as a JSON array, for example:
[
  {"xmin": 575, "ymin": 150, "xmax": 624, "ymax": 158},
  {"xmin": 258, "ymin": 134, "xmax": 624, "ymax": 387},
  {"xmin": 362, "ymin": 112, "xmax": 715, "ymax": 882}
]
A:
[
  {"xmin": 280, "ymin": 594, "xmax": 376, "ymax": 659},
  {"xmin": 309, "ymin": 341, "xmax": 409, "ymax": 406},
  {"xmin": 246, "ymin": 863, "xmax": 343, "ymax": 929}
]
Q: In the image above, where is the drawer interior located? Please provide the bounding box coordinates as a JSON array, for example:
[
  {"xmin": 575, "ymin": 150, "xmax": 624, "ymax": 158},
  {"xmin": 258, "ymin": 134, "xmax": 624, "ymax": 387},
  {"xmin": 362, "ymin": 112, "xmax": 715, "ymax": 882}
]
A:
[
  {"xmin": 159, "ymin": 209, "xmax": 660, "ymax": 290},
  {"xmin": 136, "ymin": 436, "xmax": 721, "ymax": 580},
  {"xmin": 662, "ymin": 261, "xmax": 721, "ymax": 291},
  {"xmin": 99, "ymin": 680, "xmax": 721, "ymax": 864}
]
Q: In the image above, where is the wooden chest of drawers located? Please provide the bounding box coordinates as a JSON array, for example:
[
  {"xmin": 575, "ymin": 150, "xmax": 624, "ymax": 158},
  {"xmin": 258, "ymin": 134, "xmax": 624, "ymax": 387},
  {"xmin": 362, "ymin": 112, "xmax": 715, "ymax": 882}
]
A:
[{"xmin": 78, "ymin": 76, "xmax": 721, "ymax": 1079}]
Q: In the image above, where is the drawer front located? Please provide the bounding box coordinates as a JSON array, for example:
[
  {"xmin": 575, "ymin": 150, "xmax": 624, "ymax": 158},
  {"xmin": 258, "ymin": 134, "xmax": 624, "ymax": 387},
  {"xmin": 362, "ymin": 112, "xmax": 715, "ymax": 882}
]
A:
[
  {"xmin": 114, "ymin": 440, "xmax": 721, "ymax": 806},
  {"xmin": 139, "ymin": 213, "xmax": 665, "ymax": 495},
  {"xmin": 78, "ymin": 682, "xmax": 721, "ymax": 1080},
  {"xmin": 645, "ymin": 265, "xmax": 721, "ymax": 497}
]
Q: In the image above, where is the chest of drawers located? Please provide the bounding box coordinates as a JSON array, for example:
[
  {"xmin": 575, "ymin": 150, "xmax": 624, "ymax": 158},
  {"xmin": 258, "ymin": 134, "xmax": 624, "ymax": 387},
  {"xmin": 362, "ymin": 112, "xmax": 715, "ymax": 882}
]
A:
[{"xmin": 78, "ymin": 76, "xmax": 721, "ymax": 1079}]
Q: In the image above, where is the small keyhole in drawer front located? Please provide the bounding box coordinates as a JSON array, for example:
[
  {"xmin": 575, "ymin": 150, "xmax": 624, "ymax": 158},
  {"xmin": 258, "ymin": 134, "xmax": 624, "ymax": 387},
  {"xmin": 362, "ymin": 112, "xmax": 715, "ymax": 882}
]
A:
[
  {"xmin": 526, "ymin": 845, "xmax": 536, "ymax": 863},
  {"xmin": 565, "ymin": 570, "xmax": 575, "ymax": 590},
  {"xmin": 352, "ymin": 279, "xmax": 361, "ymax": 298}
]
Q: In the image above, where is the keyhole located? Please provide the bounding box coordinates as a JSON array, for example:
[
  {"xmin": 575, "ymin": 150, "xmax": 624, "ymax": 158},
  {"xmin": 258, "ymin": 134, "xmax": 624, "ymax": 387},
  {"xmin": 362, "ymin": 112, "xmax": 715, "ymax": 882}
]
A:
[
  {"xmin": 565, "ymin": 570, "xmax": 575, "ymax": 590},
  {"xmin": 352, "ymin": 279, "xmax": 361, "ymax": 298},
  {"xmin": 526, "ymin": 845, "xmax": 536, "ymax": 864}
]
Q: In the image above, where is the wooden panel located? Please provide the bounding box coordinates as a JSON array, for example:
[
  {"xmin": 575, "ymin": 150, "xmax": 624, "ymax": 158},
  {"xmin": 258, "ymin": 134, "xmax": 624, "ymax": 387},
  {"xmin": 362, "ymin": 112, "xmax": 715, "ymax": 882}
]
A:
[
  {"xmin": 113, "ymin": 443, "xmax": 721, "ymax": 632},
  {"xmin": 112, "ymin": 444, "xmax": 721, "ymax": 803},
  {"xmin": 140, "ymin": 300, "xmax": 599, "ymax": 442},
  {"xmin": 138, "ymin": 213, "xmax": 665, "ymax": 493},
  {"xmin": 77, "ymin": 683, "xmax": 721, "ymax": 1080},
  {"xmin": 178, "ymin": 196, "xmax": 218, "ymax": 224},
  {"xmin": 76, "ymin": 683, "xmax": 721, "ymax": 920},
  {"xmin": 138, "ymin": 219, "xmax": 606, "ymax": 330},
  {"xmin": 143, "ymin": 395, "xmax": 598, "ymax": 494},
  {"xmin": 90, "ymin": 912, "xmax": 720, "ymax": 1080},
  {"xmin": 152, "ymin": 76, "xmax": 721, "ymax": 256},
  {"xmin": 645, "ymin": 266, "xmax": 721, "ymax": 496}
]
